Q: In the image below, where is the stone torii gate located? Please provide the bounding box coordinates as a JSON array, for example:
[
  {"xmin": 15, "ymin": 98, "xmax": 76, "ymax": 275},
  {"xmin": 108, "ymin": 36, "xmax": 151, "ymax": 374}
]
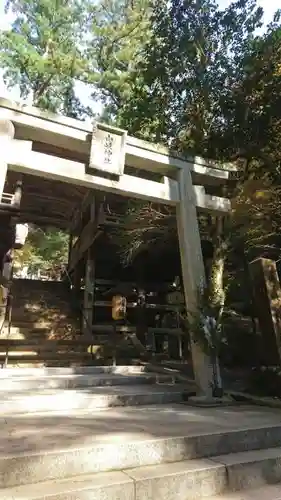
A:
[{"xmin": 0, "ymin": 97, "xmax": 232, "ymax": 398}]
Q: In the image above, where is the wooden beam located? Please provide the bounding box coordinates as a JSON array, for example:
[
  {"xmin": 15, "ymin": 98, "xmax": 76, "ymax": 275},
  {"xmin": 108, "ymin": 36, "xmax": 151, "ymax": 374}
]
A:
[
  {"xmin": 83, "ymin": 246, "xmax": 95, "ymax": 337},
  {"xmin": 69, "ymin": 222, "xmax": 101, "ymax": 271},
  {"xmin": 0, "ymin": 99, "xmax": 234, "ymax": 186},
  {"xmin": 82, "ymin": 197, "xmax": 96, "ymax": 337},
  {"xmin": 80, "ymin": 191, "xmax": 96, "ymax": 214},
  {"xmin": 70, "ymin": 191, "xmax": 103, "ymax": 234},
  {"xmin": 93, "ymin": 300, "xmax": 182, "ymax": 312},
  {"xmin": 95, "ymin": 278, "xmax": 173, "ymax": 292},
  {"xmin": 92, "ymin": 324, "xmax": 183, "ymax": 337},
  {"xmin": 69, "ymin": 197, "xmax": 105, "ymax": 271}
]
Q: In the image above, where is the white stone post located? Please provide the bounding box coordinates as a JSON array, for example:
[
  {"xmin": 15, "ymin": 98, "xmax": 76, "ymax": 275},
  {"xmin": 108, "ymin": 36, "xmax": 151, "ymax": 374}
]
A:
[
  {"xmin": 0, "ymin": 119, "xmax": 15, "ymax": 202},
  {"xmin": 176, "ymin": 165, "xmax": 214, "ymax": 398}
]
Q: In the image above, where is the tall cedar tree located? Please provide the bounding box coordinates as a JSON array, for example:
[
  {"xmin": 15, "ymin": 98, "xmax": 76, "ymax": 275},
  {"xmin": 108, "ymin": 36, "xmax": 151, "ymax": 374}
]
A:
[{"xmin": 0, "ymin": 0, "xmax": 91, "ymax": 115}]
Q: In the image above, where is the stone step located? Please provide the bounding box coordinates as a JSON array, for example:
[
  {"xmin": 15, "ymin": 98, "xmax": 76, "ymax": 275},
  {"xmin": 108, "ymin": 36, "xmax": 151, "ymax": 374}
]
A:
[
  {"xmin": 212, "ymin": 447, "xmax": 281, "ymax": 492},
  {"xmin": 208, "ymin": 485, "xmax": 281, "ymax": 499},
  {"xmin": 0, "ymin": 345, "xmax": 138, "ymax": 360},
  {"xmin": 12, "ymin": 286, "xmax": 68, "ymax": 293},
  {"xmin": 12, "ymin": 292, "xmax": 71, "ymax": 300},
  {"xmin": 0, "ymin": 372, "xmax": 176, "ymax": 391},
  {"xmin": 0, "ymin": 343, "xmax": 92, "ymax": 352},
  {"xmin": 12, "ymin": 288, "xmax": 73, "ymax": 304},
  {"xmin": 13, "ymin": 279, "xmax": 66, "ymax": 286},
  {"xmin": 3, "ymin": 452, "xmax": 281, "ymax": 500},
  {"xmin": 7, "ymin": 322, "xmax": 77, "ymax": 330},
  {"xmin": 0, "ymin": 351, "xmax": 94, "ymax": 359},
  {"xmin": 0, "ymin": 338, "xmax": 136, "ymax": 348},
  {"xmin": 0, "ymin": 357, "xmax": 139, "ymax": 368},
  {"xmin": 1, "ymin": 406, "xmax": 281, "ymax": 488},
  {"xmin": 0, "ymin": 360, "xmax": 112, "ymax": 368},
  {"xmin": 12, "ymin": 301, "xmax": 72, "ymax": 308},
  {"xmin": 11, "ymin": 291, "xmax": 69, "ymax": 299},
  {"xmin": 11, "ymin": 307, "xmax": 72, "ymax": 315},
  {"xmin": 1, "ymin": 327, "xmax": 122, "ymax": 340},
  {"xmin": 10, "ymin": 310, "xmax": 71, "ymax": 320},
  {"xmin": 0, "ymin": 459, "xmax": 226, "ymax": 500},
  {"xmin": 9, "ymin": 319, "xmax": 77, "ymax": 330},
  {"xmin": 11, "ymin": 300, "xmax": 72, "ymax": 309},
  {"xmin": 0, "ymin": 336, "xmax": 98, "ymax": 352},
  {"xmin": 0, "ymin": 354, "xmax": 100, "ymax": 368},
  {"xmin": 0, "ymin": 327, "xmax": 79, "ymax": 340},
  {"xmin": 10, "ymin": 309, "xmax": 75, "ymax": 319},
  {"xmin": 0, "ymin": 470, "xmax": 135, "ymax": 500},
  {"xmin": 0, "ymin": 342, "xmax": 141, "ymax": 365},
  {"xmin": 0, "ymin": 365, "xmax": 147, "ymax": 376},
  {"xmin": 0, "ymin": 384, "xmax": 185, "ymax": 415}
]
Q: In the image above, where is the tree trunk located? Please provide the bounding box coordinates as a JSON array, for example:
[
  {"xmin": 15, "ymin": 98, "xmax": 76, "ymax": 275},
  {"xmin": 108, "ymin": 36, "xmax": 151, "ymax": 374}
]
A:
[{"xmin": 207, "ymin": 216, "xmax": 228, "ymax": 396}]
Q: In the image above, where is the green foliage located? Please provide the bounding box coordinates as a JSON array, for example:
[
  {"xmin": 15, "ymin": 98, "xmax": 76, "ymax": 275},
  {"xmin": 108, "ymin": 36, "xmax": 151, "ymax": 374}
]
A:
[
  {"xmin": 0, "ymin": 0, "xmax": 91, "ymax": 115},
  {"xmin": 219, "ymin": 21, "xmax": 281, "ymax": 169},
  {"xmin": 146, "ymin": 0, "xmax": 263, "ymax": 151},
  {"xmin": 14, "ymin": 227, "xmax": 69, "ymax": 276},
  {"xmin": 110, "ymin": 201, "xmax": 177, "ymax": 264},
  {"xmin": 94, "ymin": 0, "xmax": 264, "ymax": 147},
  {"xmin": 86, "ymin": 0, "xmax": 152, "ymax": 130},
  {"xmin": 110, "ymin": 6, "xmax": 281, "ymax": 272}
]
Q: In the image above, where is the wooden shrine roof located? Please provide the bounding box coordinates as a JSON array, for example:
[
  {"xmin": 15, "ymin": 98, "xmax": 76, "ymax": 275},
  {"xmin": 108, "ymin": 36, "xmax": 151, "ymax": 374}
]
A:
[{"xmin": 4, "ymin": 170, "xmax": 87, "ymax": 229}]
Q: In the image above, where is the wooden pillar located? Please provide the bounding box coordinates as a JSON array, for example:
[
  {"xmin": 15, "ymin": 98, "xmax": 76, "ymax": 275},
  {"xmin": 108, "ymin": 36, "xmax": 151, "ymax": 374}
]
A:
[
  {"xmin": 65, "ymin": 232, "xmax": 73, "ymax": 287},
  {"xmin": 0, "ymin": 119, "xmax": 15, "ymax": 202},
  {"xmin": 72, "ymin": 264, "xmax": 82, "ymax": 305},
  {"xmin": 68, "ymin": 233, "xmax": 73, "ymax": 270},
  {"xmin": 176, "ymin": 167, "xmax": 215, "ymax": 398},
  {"xmin": 82, "ymin": 198, "xmax": 96, "ymax": 337},
  {"xmin": 136, "ymin": 287, "xmax": 147, "ymax": 347},
  {"xmin": 82, "ymin": 247, "xmax": 95, "ymax": 337}
]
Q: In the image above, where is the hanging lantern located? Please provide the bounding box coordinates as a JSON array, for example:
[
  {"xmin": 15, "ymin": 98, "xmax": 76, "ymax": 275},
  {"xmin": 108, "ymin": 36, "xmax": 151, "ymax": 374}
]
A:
[
  {"xmin": 14, "ymin": 223, "xmax": 29, "ymax": 249},
  {"xmin": 112, "ymin": 294, "xmax": 127, "ymax": 321}
]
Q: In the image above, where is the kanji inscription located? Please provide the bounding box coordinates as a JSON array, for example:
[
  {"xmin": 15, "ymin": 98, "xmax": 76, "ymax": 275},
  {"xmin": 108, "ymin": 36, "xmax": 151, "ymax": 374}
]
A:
[
  {"xmin": 89, "ymin": 124, "xmax": 127, "ymax": 176},
  {"xmin": 104, "ymin": 133, "xmax": 114, "ymax": 165}
]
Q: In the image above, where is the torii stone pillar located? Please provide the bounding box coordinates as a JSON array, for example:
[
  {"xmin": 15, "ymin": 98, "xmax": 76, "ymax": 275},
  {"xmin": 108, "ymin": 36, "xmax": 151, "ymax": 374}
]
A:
[
  {"xmin": 0, "ymin": 120, "xmax": 15, "ymax": 202},
  {"xmin": 176, "ymin": 166, "xmax": 215, "ymax": 398},
  {"xmin": 250, "ymin": 257, "xmax": 281, "ymax": 365},
  {"xmin": 0, "ymin": 120, "xmax": 15, "ymax": 327}
]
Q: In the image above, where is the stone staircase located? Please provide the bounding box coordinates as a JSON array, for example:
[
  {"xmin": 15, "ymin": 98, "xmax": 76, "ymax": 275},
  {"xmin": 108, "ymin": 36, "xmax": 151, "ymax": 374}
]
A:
[
  {"xmin": 0, "ymin": 365, "xmax": 281, "ymax": 498},
  {"xmin": 0, "ymin": 279, "xmax": 141, "ymax": 367}
]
